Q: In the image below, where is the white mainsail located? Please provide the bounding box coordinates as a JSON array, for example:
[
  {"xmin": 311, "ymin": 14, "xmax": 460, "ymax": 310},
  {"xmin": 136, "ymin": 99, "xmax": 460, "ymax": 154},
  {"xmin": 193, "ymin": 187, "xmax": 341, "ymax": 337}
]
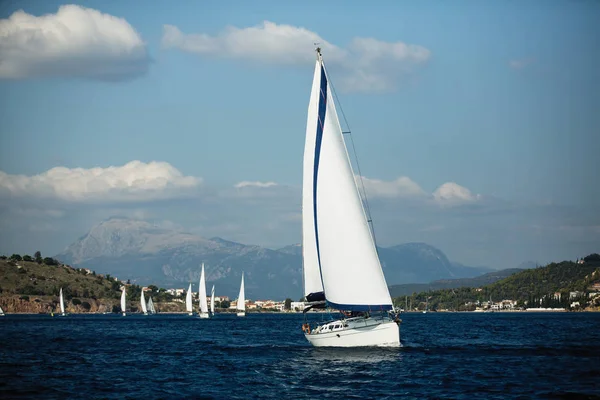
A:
[
  {"xmin": 302, "ymin": 54, "xmax": 393, "ymax": 312},
  {"xmin": 198, "ymin": 263, "xmax": 209, "ymax": 318},
  {"xmin": 0, "ymin": 305, "xmax": 5, "ymax": 316},
  {"xmin": 59, "ymin": 287, "xmax": 66, "ymax": 315},
  {"xmin": 147, "ymin": 296, "xmax": 156, "ymax": 314},
  {"xmin": 121, "ymin": 287, "xmax": 127, "ymax": 316},
  {"xmin": 210, "ymin": 285, "xmax": 215, "ymax": 314},
  {"xmin": 140, "ymin": 290, "xmax": 148, "ymax": 315},
  {"xmin": 186, "ymin": 283, "xmax": 193, "ymax": 315},
  {"xmin": 236, "ymin": 273, "xmax": 245, "ymax": 316}
]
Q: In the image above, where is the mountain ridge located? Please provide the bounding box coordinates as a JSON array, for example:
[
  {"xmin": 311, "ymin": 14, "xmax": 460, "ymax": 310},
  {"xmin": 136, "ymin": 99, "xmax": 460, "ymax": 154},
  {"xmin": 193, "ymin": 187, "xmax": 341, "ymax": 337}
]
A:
[{"xmin": 55, "ymin": 218, "xmax": 495, "ymax": 300}]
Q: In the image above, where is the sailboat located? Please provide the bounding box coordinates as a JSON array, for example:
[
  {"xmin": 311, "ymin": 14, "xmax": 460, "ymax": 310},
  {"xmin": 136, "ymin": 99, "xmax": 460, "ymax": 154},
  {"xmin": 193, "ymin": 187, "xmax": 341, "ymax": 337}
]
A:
[
  {"xmin": 147, "ymin": 296, "xmax": 156, "ymax": 314},
  {"xmin": 186, "ymin": 283, "xmax": 193, "ymax": 316},
  {"xmin": 236, "ymin": 273, "xmax": 245, "ymax": 317},
  {"xmin": 121, "ymin": 286, "xmax": 127, "ymax": 316},
  {"xmin": 59, "ymin": 287, "xmax": 66, "ymax": 316},
  {"xmin": 198, "ymin": 263, "xmax": 209, "ymax": 318},
  {"xmin": 210, "ymin": 285, "xmax": 215, "ymax": 316},
  {"xmin": 0, "ymin": 305, "xmax": 5, "ymax": 316},
  {"xmin": 300, "ymin": 48, "xmax": 401, "ymax": 347},
  {"xmin": 140, "ymin": 290, "xmax": 148, "ymax": 316}
]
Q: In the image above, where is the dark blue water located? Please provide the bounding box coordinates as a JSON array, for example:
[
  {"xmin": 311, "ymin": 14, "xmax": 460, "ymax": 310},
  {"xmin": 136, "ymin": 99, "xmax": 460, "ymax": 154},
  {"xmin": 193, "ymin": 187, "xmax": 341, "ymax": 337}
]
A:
[{"xmin": 1, "ymin": 312, "xmax": 599, "ymax": 399}]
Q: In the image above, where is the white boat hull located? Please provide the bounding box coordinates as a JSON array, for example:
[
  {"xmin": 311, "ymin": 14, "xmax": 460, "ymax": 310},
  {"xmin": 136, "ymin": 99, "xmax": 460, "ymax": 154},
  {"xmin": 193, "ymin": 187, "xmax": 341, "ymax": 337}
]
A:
[
  {"xmin": 198, "ymin": 312, "xmax": 210, "ymax": 319},
  {"xmin": 237, "ymin": 312, "xmax": 246, "ymax": 317},
  {"xmin": 305, "ymin": 318, "xmax": 400, "ymax": 348}
]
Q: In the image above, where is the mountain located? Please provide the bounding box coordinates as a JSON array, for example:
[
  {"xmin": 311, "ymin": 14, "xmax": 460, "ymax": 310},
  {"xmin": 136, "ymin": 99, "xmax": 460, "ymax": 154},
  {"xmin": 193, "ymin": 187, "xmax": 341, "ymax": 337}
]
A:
[
  {"xmin": 388, "ymin": 268, "xmax": 523, "ymax": 297},
  {"xmin": 56, "ymin": 218, "xmax": 493, "ymax": 300}
]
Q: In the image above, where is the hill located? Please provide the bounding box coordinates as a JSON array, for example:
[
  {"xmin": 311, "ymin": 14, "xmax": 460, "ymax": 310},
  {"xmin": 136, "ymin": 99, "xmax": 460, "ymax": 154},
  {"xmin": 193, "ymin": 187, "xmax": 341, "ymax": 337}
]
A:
[
  {"xmin": 0, "ymin": 257, "xmax": 187, "ymax": 314},
  {"xmin": 54, "ymin": 218, "xmax": 493, "ymax": 299},
  {"xmin": 398, "ymin": 254, "xmax": 600, "ymax": 311},
  {"xmin": 389, "ymin": 268, "xmax": 523, "ymax": 297}
]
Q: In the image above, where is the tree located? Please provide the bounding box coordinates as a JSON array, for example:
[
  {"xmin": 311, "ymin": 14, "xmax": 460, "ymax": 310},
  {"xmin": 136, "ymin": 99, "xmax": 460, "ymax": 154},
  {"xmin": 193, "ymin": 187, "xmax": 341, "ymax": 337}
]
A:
[
  {"xmin": 81, "ymin": 302, "xmax": 91, "ymax": 311},
  {"xmin": 284, "ymin": 298, "xmax": 292, "ymax": 311},
  {"xmin": 43, "ymin": 257, "xmax": 58, "ymax": 266},
  {"xmin": 34, "ymin": 251, "xmax": 42, "ymax": 263},
  {"xmin": 9, "ymin": 254, "xmax": 22, "ymax": 261},
  {"xmin": 220, "ymin": 300, "xmax": 230, "ymax": 309},
  {"xmin": 22, "ymin": 255, "xmax": 33, "ymax": 262},
  {"xmin": 584, "ymin": 253, "xmax": 600, "ymax": 263}
]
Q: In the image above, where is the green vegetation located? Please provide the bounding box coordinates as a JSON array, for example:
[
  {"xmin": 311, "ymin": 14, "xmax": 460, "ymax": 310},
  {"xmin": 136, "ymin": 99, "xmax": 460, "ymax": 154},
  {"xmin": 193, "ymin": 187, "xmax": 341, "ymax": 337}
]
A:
[
  {"xmin": 394, "ymin": 254, "xmax": 600, "ymax": 312},
  {"xmin": 389, "ymin": 268, "xmax": 523, "ymax": 297},
  {"xmin": 0, "ymin": 256, "xmax": 185, "ymax": 313}
]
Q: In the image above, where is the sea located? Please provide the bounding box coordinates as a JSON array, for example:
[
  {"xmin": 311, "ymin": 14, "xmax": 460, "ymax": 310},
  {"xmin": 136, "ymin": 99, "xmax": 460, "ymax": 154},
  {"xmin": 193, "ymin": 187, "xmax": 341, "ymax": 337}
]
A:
[{"xmin": 1, "ymin": 312, "xmax": 599, "ymax": 399}]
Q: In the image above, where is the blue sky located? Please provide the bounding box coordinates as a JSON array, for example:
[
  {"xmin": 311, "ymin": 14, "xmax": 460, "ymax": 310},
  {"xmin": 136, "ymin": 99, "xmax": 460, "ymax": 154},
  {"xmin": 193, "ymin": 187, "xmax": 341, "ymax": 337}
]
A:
[{"xmin": 0, "ymin": 0, "xmax": 598, "ymax": 270}]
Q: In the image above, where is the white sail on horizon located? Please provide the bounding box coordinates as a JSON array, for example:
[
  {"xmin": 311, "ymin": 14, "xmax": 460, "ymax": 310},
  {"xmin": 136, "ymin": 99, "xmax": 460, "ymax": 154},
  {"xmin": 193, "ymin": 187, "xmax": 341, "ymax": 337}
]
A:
[
  {"xmin": 147, "ymin": 296, "xmax": 156, "ymax": 314},
  {"xmin": 186, "ymin": 283, "xmax": 193, "ymax": 314},
  {"xmin": 210, "ymin": 285, "xmax": 215, "ymax": 314},
  {"xmin": 120, "ymin": 287, "xmax": 127, "ymax": 315},
  {"xmin": 59, "ymin": 287, "xmax": 65, "ymax": 315},
  {"xmin": 140, "ymin": 290, "xmax": 148, "ymax": 314},
  {"xmin": 302, "ymin": 56, "xmax": 393, "ymax": 311},
  {"xmin": 237, "ymin": 273, "xmax": 245, "ymax": 312},
  {"xmin": 199, "ymin": 263, "xmax": 209, "ymax": 315}
]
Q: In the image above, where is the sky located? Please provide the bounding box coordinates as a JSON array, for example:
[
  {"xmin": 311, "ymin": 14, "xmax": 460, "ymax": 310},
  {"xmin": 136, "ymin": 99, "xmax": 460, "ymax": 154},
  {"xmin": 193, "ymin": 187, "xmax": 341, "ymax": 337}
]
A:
[{"xmin": 0, "ymin": 0, "xmax": 598, "ymax": 270}]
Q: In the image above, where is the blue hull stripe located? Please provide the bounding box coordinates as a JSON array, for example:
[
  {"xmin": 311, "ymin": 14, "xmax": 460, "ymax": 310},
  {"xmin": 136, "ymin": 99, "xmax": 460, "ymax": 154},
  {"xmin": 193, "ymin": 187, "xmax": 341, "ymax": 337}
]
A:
[
  {"xmin": 313, "ymin": 65, "xmax": 327, "ymax": 290},
  {"xmin": 326, "ymin": 301, "xmax": 394, "ymax": 312}
]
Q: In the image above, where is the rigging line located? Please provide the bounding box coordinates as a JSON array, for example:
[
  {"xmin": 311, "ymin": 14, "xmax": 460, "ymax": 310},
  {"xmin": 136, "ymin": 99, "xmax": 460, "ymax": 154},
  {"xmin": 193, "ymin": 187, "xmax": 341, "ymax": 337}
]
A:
[{"xmin": 326, "ymin": 68, "xmax": 379, "ymax": 249}]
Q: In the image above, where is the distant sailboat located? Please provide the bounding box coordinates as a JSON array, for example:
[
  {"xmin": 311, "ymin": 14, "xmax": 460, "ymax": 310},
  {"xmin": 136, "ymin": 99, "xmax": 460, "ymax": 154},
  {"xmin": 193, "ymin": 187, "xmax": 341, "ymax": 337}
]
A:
[
  {"xmin": 237, "ymin": 273, "xmax": 245, "ymax": 317},
  {"xmin": 59, "ymin": 287, "xmax": 66, "ymax": 316},
  {"xmin": 147, "ymin": 296, "xmax": 156, "ymax": 314},
  {"xmin": 121, "ymin": 286, "xmax": 127, "ymax": 316},
  {"xmin": 210, "ymin": 285, "xmax": 215, "ymax": 315},
  {"xmin": 0, "ymin": 305, "xmax": 5, "ymax": 316},
  {"xmin": 300, "ymin": 48, "xmax": 400, "ymax": 347},
  {"xmin": 198, "ymin": 263, "xmax": 209, "ymax": 318},
  {"xmin": 186, "ymin": 283, "xmax": 193, "ymax": 316},
  {"xmin": 140, "ymin": 290, "xmax": 148, "ymax": 316}
]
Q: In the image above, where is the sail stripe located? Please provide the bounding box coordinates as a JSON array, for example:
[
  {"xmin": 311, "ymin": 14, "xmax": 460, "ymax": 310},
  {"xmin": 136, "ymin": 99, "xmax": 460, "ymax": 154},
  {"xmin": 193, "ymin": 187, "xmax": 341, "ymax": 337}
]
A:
[
  {"xmin": 327, "ymin": 300, "xmax": 393, "ymax": 312},
  {"xmin": 312, "ymin": 64, "xmax": 328, "ymax": 289}
]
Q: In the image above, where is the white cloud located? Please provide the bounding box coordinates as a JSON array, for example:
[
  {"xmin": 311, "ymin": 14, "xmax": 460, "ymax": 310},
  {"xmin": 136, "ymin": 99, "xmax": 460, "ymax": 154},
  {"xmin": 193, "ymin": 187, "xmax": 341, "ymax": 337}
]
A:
[
  {"xmin": 161, "ymin": 21, "xmax": 430, "ymax": 93},
  {"xmin": 0, "ymin": 160, "xmax": 201, "ymax": 202},
  {"xmin": 162, "ymin": 22, "xmax": 345, "ymax": 66},
  {"xmin": 234, "ymin": 181, "xmax": 278, "ymax": 189},
  {"xmin": 0, "ymin": 5, "xmax": 150, "ymax": 80},
  {"xmin": 433, "ymin": 182, "xmax": 481, "ymax": 205},
  {"xmin": 359, "ymin": 176, "xmax": 426, "ymax": 198}
]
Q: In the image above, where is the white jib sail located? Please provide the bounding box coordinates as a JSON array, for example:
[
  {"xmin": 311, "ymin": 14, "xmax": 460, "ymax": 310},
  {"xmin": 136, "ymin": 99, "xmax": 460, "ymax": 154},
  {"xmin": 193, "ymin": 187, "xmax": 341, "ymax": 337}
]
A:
[
  {"xmin": 140, "ymin": 290, "xmax": 147, "ymax": 314},
  {"xmin": 307, "ymin": 57, "xmax": 393, "ymax": 311},
  {"xmin": 59, "ymin": 287, "xmax": 65, "ymax": 314},
  {"xmin": 210, "ymin": 285, "xmax": 215, "ymax": 314},
  {"xmin": 147, "ymin": 297, "xmax": 155, "ymax": 314},
  {"xmin": 237, "ymin": 273, "xmax": 245, "ymax": 312},
  {"xmin": 186, "ymin": 283, "xmax": 193, "ymax": 313},
  {"xmin": 199, "ymin": 263, "xmax": 208, "ymax": 314},
  {"xmin": 302, "ymin": 60, "xmax": 326, "ymax": 300},
  {"xmin": 121, "ymin": 287, "xmax": 127, "ymax": 313}
]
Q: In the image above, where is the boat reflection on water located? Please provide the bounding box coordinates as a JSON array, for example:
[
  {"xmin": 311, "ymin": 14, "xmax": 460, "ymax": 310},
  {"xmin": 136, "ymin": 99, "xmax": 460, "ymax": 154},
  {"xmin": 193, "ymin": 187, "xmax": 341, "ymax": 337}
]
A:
[{"xmin": 303, "ymin": 346, "xmax": 403, "ymax": 365}]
